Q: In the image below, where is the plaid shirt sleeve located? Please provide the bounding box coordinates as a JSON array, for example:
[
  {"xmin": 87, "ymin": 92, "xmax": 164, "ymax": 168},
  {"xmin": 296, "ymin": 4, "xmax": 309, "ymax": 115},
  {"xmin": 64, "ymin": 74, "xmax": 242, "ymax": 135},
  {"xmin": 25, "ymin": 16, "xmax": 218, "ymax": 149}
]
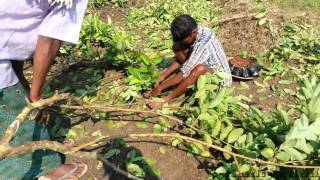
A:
[{"xmin": 180, "ymin": 43, "xmax": 210, "ymax": 77}]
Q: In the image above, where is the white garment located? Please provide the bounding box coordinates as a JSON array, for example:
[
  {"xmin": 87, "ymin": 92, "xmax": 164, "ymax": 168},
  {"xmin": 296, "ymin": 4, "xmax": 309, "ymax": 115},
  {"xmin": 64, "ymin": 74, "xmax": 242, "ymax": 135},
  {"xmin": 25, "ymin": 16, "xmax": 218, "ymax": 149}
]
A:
[{"xmin": 0, "ymin": 0, "xmax": 88, "ymax": 89}]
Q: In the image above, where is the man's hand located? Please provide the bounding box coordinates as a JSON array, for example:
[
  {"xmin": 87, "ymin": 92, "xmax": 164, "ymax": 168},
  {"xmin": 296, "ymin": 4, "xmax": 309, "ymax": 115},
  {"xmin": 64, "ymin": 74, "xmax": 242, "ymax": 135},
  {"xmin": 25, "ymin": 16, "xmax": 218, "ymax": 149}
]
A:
[
  {"xmin": 29, "ymin": 93, "xmax": 51, "ymax": 124},
  {"xmin": 29, "ymin": 92, "xmax": 42, "ymax": 103}
]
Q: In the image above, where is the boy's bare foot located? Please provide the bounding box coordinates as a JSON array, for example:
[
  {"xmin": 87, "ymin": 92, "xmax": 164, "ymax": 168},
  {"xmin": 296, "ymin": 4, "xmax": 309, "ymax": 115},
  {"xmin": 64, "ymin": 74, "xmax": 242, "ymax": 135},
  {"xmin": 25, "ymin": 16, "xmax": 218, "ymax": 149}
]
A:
[
  {"xmin": 146, "ymin": 98, "xmax": 166, "ymax": 110},
  {"xmin": 38, "ymin": 163, "xmax": 87, "ymax": 180}
]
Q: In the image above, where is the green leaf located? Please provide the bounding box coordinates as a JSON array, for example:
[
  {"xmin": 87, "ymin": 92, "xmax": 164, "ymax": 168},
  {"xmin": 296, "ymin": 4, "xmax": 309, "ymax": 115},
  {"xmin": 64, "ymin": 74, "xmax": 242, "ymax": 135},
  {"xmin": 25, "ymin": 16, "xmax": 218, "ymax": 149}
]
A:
[
  {"xmin": 223, "ymin": 144, "xmax": 232, "ymax": 160},
  {"xmin": 215, "ymin": 166, "xmax": 227, "ymax": 174},
  {"xmin": 203, "ymin": 133, "xmax": 213, "ymax": 145},
  {"xmin": 261, "ymin": 148, "xmax": 274, "ymax": 160},
  {"xmin": 200, "ymin": 151, "xmax": 211, "ymax": 158},
  {"xmin": 276, "ymin": 151, "xmax": 290, "ymax": 162},
  {"xmin": 66, "ymin": 129, "xmax": 77, "ymax": 139},
  {"xmin": 136, "ymin": 122, "xmax": 148, "ymax": 129},
  {"xmin": 240, "ymin": 164, "xmax": 250, "ymax": 173},
  {"xmin": 286, "ymin": 114, "xmax": 320, "ymax": 141},
  {"xmin": 159, "ymin": 147, "xmax": 166, "ymax": 154},
  {"xmin": 239, "ymin": 51, "xmax": 249, "ymax": 59},
  {"xmin": 153, "ymin": 124, "xmax": 162, "ymax": 133},
  {"xmin": 209, "ymin": 88, "xmax": 226, "ymax": 108},
  {"xmin": 258, "ymin": 17, "xmax": 268, "ymax": 26},
  {"xmin": 246, "ymin": 132, "xmax": 254, "ymax": 145},
  {"xmin": 139, "ymin": 54, "xmax": 150, "ymax": 65},
  {"xmin": 144, "ymin": 158, "xmax": 156, "ymax": 166},
  {"xmin": 197, "ymin": 75, "xmax": 207, "ymax": 90},
  {"xmin": 211, "ymin": 119, "xmax": 221, "ymax": 137},
  {"xmin": 171, "ymin": 138, "xmax": 181, "ymax": 147},
  {"xmin": 295, "ymin": 139, "xmax": 313, "ymax": 154},
  {"xmin": 227, "ymin": 128, "xmax": 244, "ymax": 143},
  {"xmin": 146, "ymin": 166, "xmax": 161, "ymax": 177},
  {"xmin": 239, "ymin": 82, "xmax": 250, "ymax": 90},
  {"xmin": 105, "ymin": 149, "xmax": 118, "ymax": 159},
  {"xmin": 127, "ymin": 163, "xmax": 145, "ymax": 177},
  {"xmin": 265, "ymin": 138, "xmax": 276, "ymax": 149},
  {"xmin": 235, "ymin": 134, "xmax": 247, "ymax": 147},
  {"xmin": 219, "ymin": 125, "xmax": 233, "ymax": 140},
  {"xmin": 254, "ymin": 11, "xmax": 267, "ymax": 19}
]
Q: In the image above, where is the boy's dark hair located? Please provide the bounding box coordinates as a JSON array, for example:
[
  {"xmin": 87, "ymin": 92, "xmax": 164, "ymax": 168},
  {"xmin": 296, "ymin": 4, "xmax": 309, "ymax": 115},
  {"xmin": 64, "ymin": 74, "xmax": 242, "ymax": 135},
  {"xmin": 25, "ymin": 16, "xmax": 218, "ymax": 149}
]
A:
[{"xmin": 171, "ymin": 14, "xmax": 198, "ymax": 42}]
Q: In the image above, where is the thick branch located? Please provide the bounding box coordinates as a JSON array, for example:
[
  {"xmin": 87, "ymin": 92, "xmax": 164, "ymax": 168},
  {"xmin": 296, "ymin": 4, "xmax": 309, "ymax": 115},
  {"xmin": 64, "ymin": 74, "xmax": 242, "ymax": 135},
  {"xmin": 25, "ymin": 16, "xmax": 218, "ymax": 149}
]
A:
[
  {"xmin": 1, "ymin": 132, "xmax": 320, "ymax": 170},
  {"xmin": 0, "ymin": 93, "xmax": 69, "ymax": 145},
  {"xmin": 0, "ymin": 140, "xmax": 96, "ymax": 160},
  {"xmin": 0, "ymin": 138, "xmax": 140, "ymax": 180}
]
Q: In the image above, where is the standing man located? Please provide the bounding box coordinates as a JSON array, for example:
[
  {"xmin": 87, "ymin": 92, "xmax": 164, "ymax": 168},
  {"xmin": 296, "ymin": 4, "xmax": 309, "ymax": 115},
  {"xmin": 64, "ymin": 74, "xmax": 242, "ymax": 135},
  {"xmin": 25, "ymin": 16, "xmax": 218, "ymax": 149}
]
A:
[{"xmin": 0, "ymin": 0, "xmax": 88, "ymax": 179}]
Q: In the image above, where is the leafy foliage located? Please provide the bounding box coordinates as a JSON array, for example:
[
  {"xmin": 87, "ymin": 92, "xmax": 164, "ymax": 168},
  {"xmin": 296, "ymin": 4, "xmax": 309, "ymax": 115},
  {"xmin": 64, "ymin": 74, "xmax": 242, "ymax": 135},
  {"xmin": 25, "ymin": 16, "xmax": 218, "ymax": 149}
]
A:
[
  {"xmin": 76, "ymin": 14, "xmax": 163, "ymax": 100},
  {"xmin": 126, "ymin": 0, "xmax": 220, "ymax": 50},
  {"xmin": 78, "ymin": 14, "xmax": 138, "ymax": 66},
  {"xmin": 126, "ymin": 53, "xmax": 161, "ymax": 93},
  {"xmin": 298, "ymin": 75, "xmax": 320, "ymax": 120},
  {"xmin": 263, "ymin": 23, "xmax": 320, "ymax": 76},
  {"xmin": 176, "ymin": 73, "xmax": 320, "ymax": 178}
]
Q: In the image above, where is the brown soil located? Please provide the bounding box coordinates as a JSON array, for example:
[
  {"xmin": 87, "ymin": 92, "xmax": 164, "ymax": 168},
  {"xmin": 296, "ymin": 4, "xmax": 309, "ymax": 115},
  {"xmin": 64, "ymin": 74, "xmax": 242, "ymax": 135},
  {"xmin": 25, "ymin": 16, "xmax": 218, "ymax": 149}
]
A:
[
  {"xmin": 217, "ymin": 1, "xmax": 278, "ymax": 57},
  {"xmin": 71, "ymin": 118, "xmax": 209, "ymax": 180},
  {"xmin": 230, "ymin": 56, "xmax": 254, "ymax": 68}
]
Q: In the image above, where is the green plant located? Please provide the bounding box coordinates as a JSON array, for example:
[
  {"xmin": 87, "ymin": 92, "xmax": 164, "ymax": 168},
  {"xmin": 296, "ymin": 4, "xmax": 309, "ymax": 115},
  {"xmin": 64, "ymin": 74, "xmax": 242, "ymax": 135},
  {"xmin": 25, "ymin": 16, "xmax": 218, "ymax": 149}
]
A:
[
  {"xmin": 88, "ymin": 0, "xmax": 107, "ymax": 9},
  {"xmin": 175, "ymin": 73, "xmax": 320, "ymax": 178},
  {"xmin": 121, "ymin": 53, "xmax": 161, "ymax": 100},
  {"xmin": 110, "ymin": 0, "xmax": 127, "ymax": 7},
  {"xmin": 263, "ymin": 23, "xmax": 320, "ymax": 76},
  {"xmin": 78, "ymin": 14, "xmax": 138, "ymax": 66},
  {"xmin": 298, "ymin": 74, "xmax": 320, "ymax": 120},
  {"xmin": 239, "ymin": 50, "xmax": 249, "ymax": 59},
  {"xmin": 126, "ymin": 0, "xmax": 220, "ymax": 51},
  {"xmin": 78, "ymin": 14, "xmax": 113, "ymax": 60}
]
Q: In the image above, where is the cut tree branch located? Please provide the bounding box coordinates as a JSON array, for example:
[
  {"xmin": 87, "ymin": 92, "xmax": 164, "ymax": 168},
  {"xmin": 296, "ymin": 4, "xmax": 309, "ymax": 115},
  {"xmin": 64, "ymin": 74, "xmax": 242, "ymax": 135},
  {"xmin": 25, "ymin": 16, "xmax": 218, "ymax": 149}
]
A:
[
  {"xmin": 0, "ymin": 93, "xmax": 69, "ymax": 145},
  {"xmin": 125, "ymin": 133, "xmax": 320, "ymax": 169},
  {"xmin": 217, "ymin": 13, "xmax": 257, "ymax": 24},
  {"xmin": 0, "ymin": 140, "xmax": 97, "ymax": 160},
  {"xmin": 59, "ymin": 104, "xmax": 236, "ymax": 148}
]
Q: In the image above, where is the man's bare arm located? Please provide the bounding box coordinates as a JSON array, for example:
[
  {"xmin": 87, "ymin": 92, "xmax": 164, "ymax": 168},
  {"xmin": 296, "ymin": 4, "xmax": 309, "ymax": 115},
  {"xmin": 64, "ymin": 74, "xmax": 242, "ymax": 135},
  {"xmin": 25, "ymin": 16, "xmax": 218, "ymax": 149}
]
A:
[
  {"xmin": 29, "ymin": 35, "xmax": 61, "ymax": 102},
  {"xmin": 158, "ymin": 61, "xmax": 181, "ymax": 84}
]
